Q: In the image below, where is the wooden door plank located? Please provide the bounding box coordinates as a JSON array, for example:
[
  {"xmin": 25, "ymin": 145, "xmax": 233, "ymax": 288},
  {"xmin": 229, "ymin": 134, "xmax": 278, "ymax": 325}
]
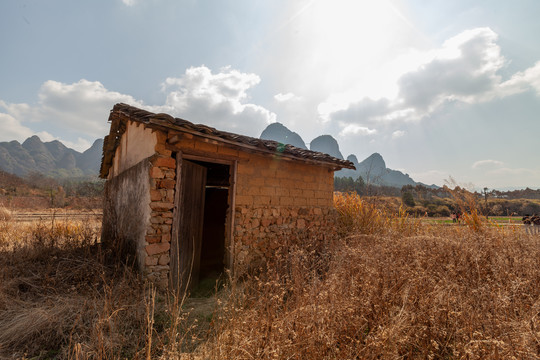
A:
[{"xmin": 171, "ymin": 158, "xmax": 207, "ymax": 294}]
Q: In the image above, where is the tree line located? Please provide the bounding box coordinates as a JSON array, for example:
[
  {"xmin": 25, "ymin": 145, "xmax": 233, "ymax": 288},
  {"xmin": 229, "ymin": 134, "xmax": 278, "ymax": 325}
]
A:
[
  {"xmin": 335, "ymin": 175, "xmax": 540, "ymax": 217},
  {"xmin": 0, "ymin": 170, "xmax": 104, "ymax": 200}
]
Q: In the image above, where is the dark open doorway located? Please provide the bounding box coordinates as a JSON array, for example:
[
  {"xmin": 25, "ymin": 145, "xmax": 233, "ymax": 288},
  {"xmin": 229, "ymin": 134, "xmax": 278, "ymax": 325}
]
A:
[
  {"xmin": 194, "ymin": 160, "xmax": 230, "ymax": 281},
  {"xmin": 171, "ymin": 157, "xmax": 230, "ymax": 294}
]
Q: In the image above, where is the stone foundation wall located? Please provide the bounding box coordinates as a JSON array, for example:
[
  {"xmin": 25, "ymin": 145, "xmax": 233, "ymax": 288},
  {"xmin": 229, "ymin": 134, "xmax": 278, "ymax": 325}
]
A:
[
  {"xmin": 143, "ymin": 149, "xmax": 177, "ymax": 288},
  {"xmin": 233, "ymin": 205, "xmax": 338, "ymax": 268}
]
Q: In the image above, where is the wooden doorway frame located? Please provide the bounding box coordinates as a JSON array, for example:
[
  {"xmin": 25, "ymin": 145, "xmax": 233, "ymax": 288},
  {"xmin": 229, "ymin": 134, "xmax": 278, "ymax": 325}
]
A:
[{"xmin": 170, "ymin": 152, "xmax": 237, "ymax": 293}]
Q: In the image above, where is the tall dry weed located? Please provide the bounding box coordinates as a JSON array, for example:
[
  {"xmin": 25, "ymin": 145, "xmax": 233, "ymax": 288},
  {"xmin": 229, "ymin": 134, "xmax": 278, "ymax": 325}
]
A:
[
  {"xmin": 0, "ymin": 218, "xmax": 149, "ymax": 359},
  {"xmin": 0, "ymin": 203, "xmax": 11, "ymax": 221},
  {"xmin": 443, "ymin": 182, "xmax": 486, "ymax": 232},
  {"xmin": 177, "ymin": 194, "xmax": 540, "ymax": 359},
  {"xmin": 334, "ymin": 192, "xmax": 422, "ymax": 236},
  {"xmin": 3, "ymin": 198, "xmax": 539, "ymax": 359},
  {"xmin": 193, "ymin": 226, "xmax": 540, "ymax": 359}
]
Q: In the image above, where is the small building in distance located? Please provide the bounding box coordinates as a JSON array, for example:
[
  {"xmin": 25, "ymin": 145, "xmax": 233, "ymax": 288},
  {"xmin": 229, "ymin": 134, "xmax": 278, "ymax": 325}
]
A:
[{"xmin": 100, "ymin": 103, "xmax": 355, "ymax": 291}]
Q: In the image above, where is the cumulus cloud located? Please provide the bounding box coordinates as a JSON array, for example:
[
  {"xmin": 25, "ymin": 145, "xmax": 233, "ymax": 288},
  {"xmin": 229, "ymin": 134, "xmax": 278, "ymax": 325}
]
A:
[
  {"xmin": 472, "ymin": 159, "xmax": 504, "ymax": 169},
  {"xmin": 1, "ymin": 79, "xmax": 140, "ymax": 144},
  {"xmin": 498, "ymin": 61, "xmax": 540, "ymax": 97},
  {"xmin": 0, "ymin": 66, "xmax": 275, "ymax": 150},
  {"xmin": 274, "ymin": 92, "xmax": 299, "ymax": 102},
  {"xmin": 392, "ymin": 130, "xmax": 405, "ymax": 139},
  {"xmin": 320, "ymin": 27, "xmax": 540, "ymax": 137},
  {"xmin": 339, "ymin": 124, "xmax": 377, "ymax": 136},
  {"xmin": 0, "ymin": 113, "xmax": 35, "ymax": 141},
  {"xmin": 160, "ymin": 66, "xmax": 276, "ymax": 135},
  {"xmin": 398, "ymin": 28, "xmax": 505, "ymax": 111},
  {"xmin": 0, "ymin": 111, "xmax": 56, "ymax": 143}
]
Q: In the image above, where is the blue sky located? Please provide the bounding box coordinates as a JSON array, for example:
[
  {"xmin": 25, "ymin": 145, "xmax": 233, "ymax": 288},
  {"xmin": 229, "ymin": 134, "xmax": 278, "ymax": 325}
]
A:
[{"xmin": 1, "ymin": 0, "xmax": 539, "ymax": 189}]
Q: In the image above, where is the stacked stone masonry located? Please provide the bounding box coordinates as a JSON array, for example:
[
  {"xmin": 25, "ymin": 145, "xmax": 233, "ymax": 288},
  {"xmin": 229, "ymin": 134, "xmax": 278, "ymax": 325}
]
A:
[
  {"xmin": 233, "ymin": 206, "xmax": 338, "ymax": 266},
  {"xmin": 144, "ymin": 151, "xmax": 176, "ymax": 288}
]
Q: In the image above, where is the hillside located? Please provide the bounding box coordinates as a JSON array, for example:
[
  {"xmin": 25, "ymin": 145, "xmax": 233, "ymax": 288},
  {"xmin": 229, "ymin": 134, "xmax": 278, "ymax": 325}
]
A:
[
  {"xmin": 338, "ymin": 152, "xmax": 419, "ymax": 188},
  {"xmin": 0, "ymin": 136, "xmax": 103, "ymax": 178},
  {"xmin": 260, "ymin": 123, "xmax": 307, "ymax": 149},
  {"xmin": 310, "ymin": 135, "xmax": 344, "ymax": 159},
  {"xmin": 260, "ymin": 123, "xmax": 433, "ymax": 188}
]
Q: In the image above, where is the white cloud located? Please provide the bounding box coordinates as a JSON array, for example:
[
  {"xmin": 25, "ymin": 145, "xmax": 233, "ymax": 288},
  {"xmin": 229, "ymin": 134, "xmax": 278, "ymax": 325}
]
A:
[
  {"xmin": 61, "ymin": 138, "xmax": 93, "ymax": 152},
  {"xmin": 398, "ymin": 28, "xmax": 505, "ymax": 111},
  {"xmin": 0, "ymin": 111, "xmax": 59, "ymax": 143},
  {"xmin": 1, "ymin": 79, "xmax": 140, "ymax": 143},
  {"xmin": 392, "ymin": 130, "xmax": 405, "ymax": 139},
  {"xmin": 472, "ymin": 159, "xmax": 504, "ymax": 169},
  {"xmin": 319, "ymin": 27, "xmax": 540, "ymax": 138},
  {"xmin": 0, "ymin": 112, "xmax": 89, "ymax": 151},
  {"xmin": 121, "ymin": 0, "xmax": 136, "ymax": 6},
  {"xmin": 339, "ymin": 124, "xmax": 377, "ymax": 137},
  {"xmin": 0, "ymin": 113, "xmax": 35, "ymax": 141},
  {"xmin": 0, "ymin": 66, "xmax": 276, "ymax": 150},
  {"xmin": 160, "ymin": 66, "xmax": 276, "ymax": 135},
  {"xmin": 274, "ymin": 92, "xmax": 299, "ymax": 102},
  {"xmin": 498, "ymin": 61, "xmax": 540, "ymax": 98}
]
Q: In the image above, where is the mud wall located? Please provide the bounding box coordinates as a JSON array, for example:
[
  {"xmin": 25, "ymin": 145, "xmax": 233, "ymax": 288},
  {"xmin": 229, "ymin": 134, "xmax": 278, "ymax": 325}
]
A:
[{"xmin": 101, "ymin": 158, "xmax": 152, "ymax": 271}]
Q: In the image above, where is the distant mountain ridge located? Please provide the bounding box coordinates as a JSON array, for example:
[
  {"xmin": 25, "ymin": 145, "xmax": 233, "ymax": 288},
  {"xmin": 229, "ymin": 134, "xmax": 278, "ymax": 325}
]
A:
[
  {"xmin": 260, "ymin": 123, "xmax": 436, "ymax": 188},
  {"xmin": 310, "ymin": 135, "xmax": 344, "ymax": 159},
  {"xmin": 0, "ymin": 136, "xmax": 103, "ymax": 178},
  {"xmin": 339, "ymin": 152, "xmax": 423, "ymax": 188},
  {"xmin": 260, "ymin": 123, "xmax": 307, "ymax": 149},
  {"xmin": 2, "ymin": 126, "xmax": 433, "ymax": 187}
]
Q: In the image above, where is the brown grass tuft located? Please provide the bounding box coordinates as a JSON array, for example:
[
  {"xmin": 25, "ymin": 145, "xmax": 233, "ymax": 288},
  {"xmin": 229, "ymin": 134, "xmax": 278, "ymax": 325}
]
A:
[
  {"xmin": 2, "ymin": 197, "xmax": 540, "ymax": 359},
  {"xmin": 195, "ymin": 226, "xmax": 540, "ymax": 359},
  {"xmin": 0, "ymin": 219, "xmax": 149, "ymax": 359},
  {"xmin": 0, "ymin": 204, "xmax": 11, "ymax": 221}
]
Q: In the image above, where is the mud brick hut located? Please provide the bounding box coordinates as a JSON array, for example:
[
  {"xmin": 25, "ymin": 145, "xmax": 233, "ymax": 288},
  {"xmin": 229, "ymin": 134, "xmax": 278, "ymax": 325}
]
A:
[{"xmin": 100, "ymin": 103, "xmax": 355, "ymax": 290}]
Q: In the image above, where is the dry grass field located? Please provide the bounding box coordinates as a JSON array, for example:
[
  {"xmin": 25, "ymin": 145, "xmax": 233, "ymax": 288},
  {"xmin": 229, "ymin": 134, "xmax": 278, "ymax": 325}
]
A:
[{"xmin": 1, "ymin": 193, "xmax": 540, "ymax": 359}]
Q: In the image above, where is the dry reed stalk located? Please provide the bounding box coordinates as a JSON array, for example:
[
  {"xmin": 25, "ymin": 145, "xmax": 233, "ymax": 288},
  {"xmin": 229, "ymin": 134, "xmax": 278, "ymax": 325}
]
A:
[
  {"xmin": 0, "ymin": 218, "xmax": 149, "ymax": 359},
  {"xmin": 3, "ymin": 196, "xmax": 540, "ymax": 359},
  {"xmin": 188, "ymin": 194, "xmax": 540, "ymax": 359},
  {"xmin": 0, "ymin": 203, "xmax": 11, "ymax": 221}
]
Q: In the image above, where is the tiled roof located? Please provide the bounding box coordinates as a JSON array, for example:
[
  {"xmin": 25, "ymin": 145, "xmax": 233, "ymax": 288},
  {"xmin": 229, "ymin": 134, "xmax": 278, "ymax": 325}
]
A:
[{"xmin": 100, "ymin": 103, "xmax": 355, "ymax": 177}]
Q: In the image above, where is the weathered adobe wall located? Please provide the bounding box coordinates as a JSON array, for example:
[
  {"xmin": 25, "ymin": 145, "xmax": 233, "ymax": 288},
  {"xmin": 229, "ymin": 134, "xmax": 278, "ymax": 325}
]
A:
[
  {"xmin": 235, "ymin": 153, "xmax": 334, "ymax": 207},
  {"xmin": 103, "ymin": 125, "xmax": 176, "ymax": 288},
  {"xmin": 109, "ymin": 121, "xmax": 157, "ymax": 179},
  {"xmin": 101, "ymin": 158, "xmax": 152, "ymax": 272},
  {"xmin": 164, "ymin": 131, "xmax": 335, "ymax": 207}
]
